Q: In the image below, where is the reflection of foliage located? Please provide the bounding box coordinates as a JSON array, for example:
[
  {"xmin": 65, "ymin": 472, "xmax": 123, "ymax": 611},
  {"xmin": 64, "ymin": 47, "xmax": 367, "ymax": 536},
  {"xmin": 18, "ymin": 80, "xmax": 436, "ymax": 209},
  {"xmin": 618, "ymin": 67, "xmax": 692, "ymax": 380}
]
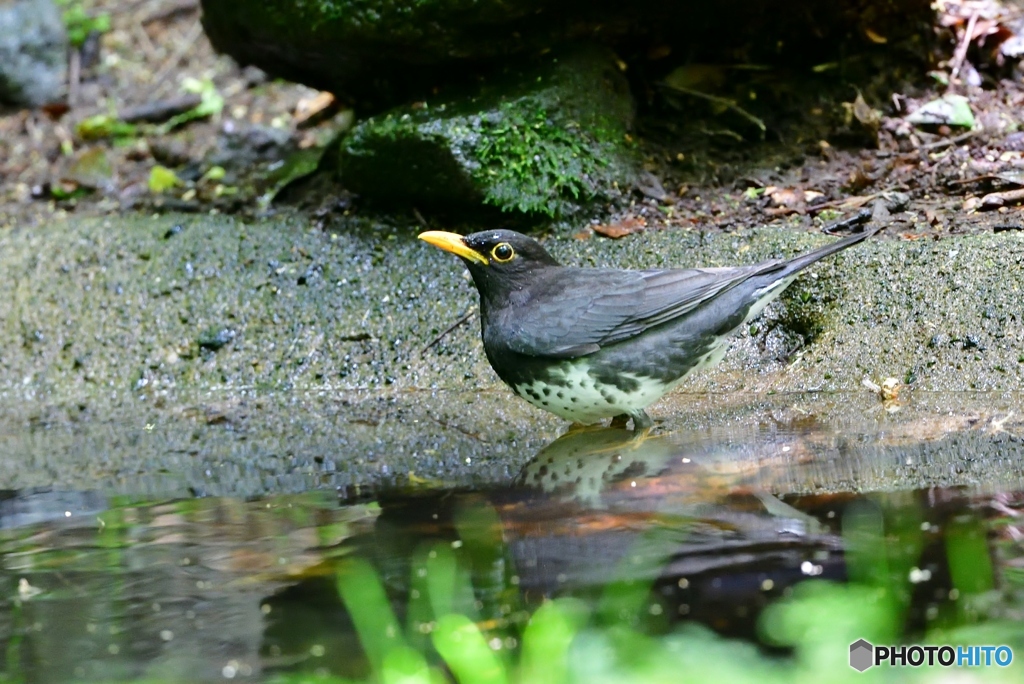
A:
[
  {"xmin": 272, "ymin": 499, "xmax": 1020, "ymax": 684},
  {"xmin": 56, "ymin": 0, "xmax": 111, "ymax": 47}
]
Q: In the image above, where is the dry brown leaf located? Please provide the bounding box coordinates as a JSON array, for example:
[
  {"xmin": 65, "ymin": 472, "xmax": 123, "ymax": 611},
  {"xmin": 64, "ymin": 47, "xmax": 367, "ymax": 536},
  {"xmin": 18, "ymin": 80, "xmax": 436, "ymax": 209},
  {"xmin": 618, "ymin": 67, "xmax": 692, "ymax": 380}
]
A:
[
  {"xmin": 294, "ymin": 91, "xmax": 338, "ymax": 128},
  {"xmin": 593, "ymin": 217, "xmax": 646, "ymax": 239},
  {"xmin": 767, "ymin": 187, "xmax": 824, "ymax": 208}
]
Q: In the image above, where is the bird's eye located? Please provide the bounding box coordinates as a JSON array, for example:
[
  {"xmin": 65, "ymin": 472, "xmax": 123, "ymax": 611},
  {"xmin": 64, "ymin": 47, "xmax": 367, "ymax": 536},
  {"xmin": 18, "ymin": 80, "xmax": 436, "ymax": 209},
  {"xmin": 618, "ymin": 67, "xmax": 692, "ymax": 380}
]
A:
[{"xmin": 491, "ymin": 242, "xmax": 515, "ymax": 262}]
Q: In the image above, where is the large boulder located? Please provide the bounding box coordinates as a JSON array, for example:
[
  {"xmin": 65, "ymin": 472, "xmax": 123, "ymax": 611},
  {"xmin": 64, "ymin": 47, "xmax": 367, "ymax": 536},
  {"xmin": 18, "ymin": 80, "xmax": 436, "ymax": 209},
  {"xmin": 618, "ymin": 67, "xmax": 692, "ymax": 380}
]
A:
[
  {"xmin": 200, "ymin": 0, "xmax": 933, "ymax": 112},
  {"xmin": 0, "ymin": 0, "xmax": 67, "ymax": 107},
  {"xmin": 338, "ymin": 46, "xmax": 636, "ymax": 219}
]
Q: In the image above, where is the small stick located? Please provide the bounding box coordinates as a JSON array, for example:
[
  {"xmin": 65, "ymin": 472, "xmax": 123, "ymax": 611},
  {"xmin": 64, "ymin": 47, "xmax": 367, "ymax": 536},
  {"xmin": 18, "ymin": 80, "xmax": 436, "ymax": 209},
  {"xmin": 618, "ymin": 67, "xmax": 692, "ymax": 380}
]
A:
[
  {"xmin": 661, "ymin": 84, "xmax": 766, "ymax": 135},
  {"xmin": 412, "ymin": 207, "xmax": 428, "ymax": 227},
  {"xmin": 980, "ymin": 187, "xmax": 1024, "ymax": 208},
  {"xmin": 949, "ymin": 11, "xmax": 979, "ymax": 83},
  {"xmin": 142, "ymin": 0, "xmax": 199, "ymax": 25},
  {"xmin": 149, "ymin": 20, "xmax": 204, "ymax": 100},
  {"xmin": 420, "ymin": 307, "xmax": 476, "ymax": 355},
  {"xmin": 68, "ymin": 49, "xmax": 81, "ymax": 107},
  {"xmin": 119, "ymin": 94, "xmax": 203, "ymax": 123},
  {"xmin": 918, "ymin": 130, "xmax": 977, "ymax": 151}
]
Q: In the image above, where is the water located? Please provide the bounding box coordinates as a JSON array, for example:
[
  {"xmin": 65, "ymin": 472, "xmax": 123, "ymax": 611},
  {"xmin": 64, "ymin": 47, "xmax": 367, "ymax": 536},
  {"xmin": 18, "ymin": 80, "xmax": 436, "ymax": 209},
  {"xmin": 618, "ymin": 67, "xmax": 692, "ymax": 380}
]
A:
[{"xmin": 1, "ymin": 397, "xmax": 1023, "ymax": 682}]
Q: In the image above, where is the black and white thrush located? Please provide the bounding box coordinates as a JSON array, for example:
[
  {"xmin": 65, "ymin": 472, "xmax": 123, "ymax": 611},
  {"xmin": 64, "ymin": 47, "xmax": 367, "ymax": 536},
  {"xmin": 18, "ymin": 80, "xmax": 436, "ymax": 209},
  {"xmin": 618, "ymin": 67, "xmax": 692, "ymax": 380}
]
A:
[{"xmin": 419, "ymin": 228, "xmax": 876, "ymax": 428}]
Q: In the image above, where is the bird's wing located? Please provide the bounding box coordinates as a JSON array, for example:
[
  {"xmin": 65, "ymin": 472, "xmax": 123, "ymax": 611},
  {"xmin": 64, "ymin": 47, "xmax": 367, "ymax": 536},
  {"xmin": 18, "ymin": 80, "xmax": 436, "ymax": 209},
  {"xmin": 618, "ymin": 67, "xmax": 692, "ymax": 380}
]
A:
[{"xmin": 499, "ymin": 263, "xmax": 781, "ymax": 359}]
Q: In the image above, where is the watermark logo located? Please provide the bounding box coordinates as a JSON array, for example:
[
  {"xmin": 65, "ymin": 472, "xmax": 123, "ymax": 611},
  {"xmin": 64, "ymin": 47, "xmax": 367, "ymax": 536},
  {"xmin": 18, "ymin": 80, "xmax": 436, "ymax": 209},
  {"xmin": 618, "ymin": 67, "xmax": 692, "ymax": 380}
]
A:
[
  {"xmin": 849, "ymin": 640, "xmax": 1013, "ymax": 671},
  {"xmin": 849, "ymin": 639, "xmax": 873, "ymax": 672}
]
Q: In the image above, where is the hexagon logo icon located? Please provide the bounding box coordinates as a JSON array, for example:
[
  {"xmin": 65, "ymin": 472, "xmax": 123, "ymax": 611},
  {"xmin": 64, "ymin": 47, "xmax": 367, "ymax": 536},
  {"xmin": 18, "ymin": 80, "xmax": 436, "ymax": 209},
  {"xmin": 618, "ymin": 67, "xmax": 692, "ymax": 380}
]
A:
[{"xmin": 850, "ymin": 639, "xmax": 874, "ymax": 672}]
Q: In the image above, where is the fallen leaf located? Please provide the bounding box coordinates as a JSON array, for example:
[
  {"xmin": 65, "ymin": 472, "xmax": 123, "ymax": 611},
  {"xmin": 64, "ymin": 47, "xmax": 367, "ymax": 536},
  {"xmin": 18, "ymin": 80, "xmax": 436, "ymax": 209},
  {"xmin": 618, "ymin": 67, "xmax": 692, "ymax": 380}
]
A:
[
  {"xmin": 663, "ymin": 64, "xmax": 727, "ymax": 92},
  {"xmin": 766, "ymin": 187, "xmax": 824, "ymax": 208},
  {"xmin": 981, "ymin": 187, "xmax": 1024, "ymax": 209},
  {"xmin": 149, "ymin": 165, "xmax": 182, "ymax": 193},
  {"xmin": 863, "ymin": 27, "xmax": 888, "ymax": 44},
  {"xmin": 906, "ymin": 95, "xmax": 975, "ymax": 128},
  {"xmin": 294, "ymin": 91, "xmax": 339, "ymax": 129},
  {"xmin": 836, "ymin": 195, "xmax": 876, "ymax": 210},
  {"xmin": 851, "ymin": 93, "xmax": 881, "ymax": 130},
  {"xmin": 636, "ymin": 172, "xmax": 669, "ymax": 201},
  {"xmin": 64, "ymin": 147, "xmax": 113, "ymax": 190},
  {"xmin": 593, "ymin": 217, "xmax": 646, "ymax": 239}
]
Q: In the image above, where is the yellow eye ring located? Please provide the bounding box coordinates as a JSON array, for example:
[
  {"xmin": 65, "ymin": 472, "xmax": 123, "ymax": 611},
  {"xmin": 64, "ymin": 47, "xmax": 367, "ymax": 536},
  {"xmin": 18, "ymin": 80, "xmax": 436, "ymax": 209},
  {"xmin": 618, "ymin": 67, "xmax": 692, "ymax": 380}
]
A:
[{"xmin": 491, "ymin": 242, "xmax": 515, "ymax": 262}]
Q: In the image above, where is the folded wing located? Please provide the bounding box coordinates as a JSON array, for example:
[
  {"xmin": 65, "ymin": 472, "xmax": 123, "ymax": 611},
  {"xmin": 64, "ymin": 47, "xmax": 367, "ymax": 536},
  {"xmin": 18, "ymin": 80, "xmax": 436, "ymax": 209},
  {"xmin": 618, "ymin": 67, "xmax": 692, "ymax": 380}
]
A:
[{"xmin": 498, "ymin": 262, "xmax": 781, "ymax": 358}]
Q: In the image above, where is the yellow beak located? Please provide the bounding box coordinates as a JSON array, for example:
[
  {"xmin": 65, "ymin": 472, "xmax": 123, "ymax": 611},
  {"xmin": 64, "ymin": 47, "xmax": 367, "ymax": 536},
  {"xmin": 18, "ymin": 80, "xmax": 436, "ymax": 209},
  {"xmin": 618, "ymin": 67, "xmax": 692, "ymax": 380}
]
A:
[{"xmin": 418, "ymin": 231, "xmax": 489, "ymax": 266}]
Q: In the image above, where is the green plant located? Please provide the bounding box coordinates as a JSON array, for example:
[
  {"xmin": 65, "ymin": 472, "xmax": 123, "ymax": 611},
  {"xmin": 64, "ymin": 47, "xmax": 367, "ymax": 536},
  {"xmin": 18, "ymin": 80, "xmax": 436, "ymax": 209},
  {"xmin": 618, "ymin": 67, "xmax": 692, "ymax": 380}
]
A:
[
  {"xmin": 56, "ymin": 0, "xmax": 111, "ymax": 47},
  {"xmin": 272, "ymin": 499, "xmax": 1021, "ymax": 684}
]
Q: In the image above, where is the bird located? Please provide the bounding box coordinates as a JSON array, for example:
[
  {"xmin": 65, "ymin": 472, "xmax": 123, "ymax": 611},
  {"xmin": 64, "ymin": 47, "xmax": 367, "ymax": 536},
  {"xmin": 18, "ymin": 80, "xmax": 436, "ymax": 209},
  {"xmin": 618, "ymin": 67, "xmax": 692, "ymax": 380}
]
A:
[{"xmin": 419, "ymin": 227, "xmax": 877, "ymax": 429}]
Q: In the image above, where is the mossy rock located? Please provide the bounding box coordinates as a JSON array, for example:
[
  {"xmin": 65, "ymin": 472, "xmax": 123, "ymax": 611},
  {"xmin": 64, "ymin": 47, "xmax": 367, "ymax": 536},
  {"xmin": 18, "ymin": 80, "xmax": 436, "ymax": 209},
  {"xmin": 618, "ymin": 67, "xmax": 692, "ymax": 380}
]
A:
[{"xmin": 338, "ymin": 45, "xmax": 637, "ymax": 219}]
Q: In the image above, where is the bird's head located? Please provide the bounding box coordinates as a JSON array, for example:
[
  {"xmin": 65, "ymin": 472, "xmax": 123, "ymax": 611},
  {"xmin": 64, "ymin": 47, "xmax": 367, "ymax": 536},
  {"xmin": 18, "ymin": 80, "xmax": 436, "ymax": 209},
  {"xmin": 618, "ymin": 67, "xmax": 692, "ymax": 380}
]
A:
[{"xmin": 418, "ymin": 229, "xmax": 560, "ymax": 295}]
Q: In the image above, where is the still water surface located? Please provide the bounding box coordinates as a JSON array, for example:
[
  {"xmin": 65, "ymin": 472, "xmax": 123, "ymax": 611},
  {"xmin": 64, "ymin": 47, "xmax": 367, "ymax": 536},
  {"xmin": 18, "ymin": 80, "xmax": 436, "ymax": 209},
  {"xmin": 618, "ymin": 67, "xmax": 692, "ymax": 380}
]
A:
[{"xmin": 1, "ymin": 407, "xmax": 1023, "ymax": 683}]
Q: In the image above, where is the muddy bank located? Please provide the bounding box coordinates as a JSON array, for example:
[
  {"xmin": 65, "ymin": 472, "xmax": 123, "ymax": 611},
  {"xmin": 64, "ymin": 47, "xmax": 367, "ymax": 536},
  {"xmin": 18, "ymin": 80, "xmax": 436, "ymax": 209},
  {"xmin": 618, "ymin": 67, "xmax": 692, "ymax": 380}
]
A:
[{"xmin": 1, "ymin": 214, "xmax": 1023, "ymax": 494}]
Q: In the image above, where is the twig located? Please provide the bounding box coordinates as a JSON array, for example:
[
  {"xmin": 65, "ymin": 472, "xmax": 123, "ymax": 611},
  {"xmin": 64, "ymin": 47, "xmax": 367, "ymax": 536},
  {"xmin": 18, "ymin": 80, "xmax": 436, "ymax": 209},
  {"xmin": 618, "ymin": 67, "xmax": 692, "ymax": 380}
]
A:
[
  {"xmin": 132, "ymin": 20, "xmax": 160, "ymax": 62},
  {"xmin": 420, "ymin": 307, "xmax": 476, "ymax": 355},
  {"xmin": 661, "ymin": 84, "xmax": 766, "ymax": 135},
  {"xmin": 68, "ymin": 49, "xmax": 81, "ymax": 107},
  {"xmin": 947, "ymin": 171, "xmax": 999, "ymax": 186},
  {"xmin": 980, "ymin": 187, "xmax": 1024, "ymax": 209},
  {"xmin": 149, "ymin": 19, "xmax": 204, "ymax": 100},
  {"xmin": 412, "ymin": 207, "xmax": 428, "ymax": 227},
  {"xmin": 142, "ymin": 0, "xmax": 199, "ymax": 26},
  {"xmin": 119, "ymin": 94, "xmax": 202, "ymax": 123},
  {"xmin": 918, "ymin": 129, "xmax": 977, "ymax": 151},
  {"xmin": 949, "ymin": 11, "xmax": 979, "ymax": 83}
]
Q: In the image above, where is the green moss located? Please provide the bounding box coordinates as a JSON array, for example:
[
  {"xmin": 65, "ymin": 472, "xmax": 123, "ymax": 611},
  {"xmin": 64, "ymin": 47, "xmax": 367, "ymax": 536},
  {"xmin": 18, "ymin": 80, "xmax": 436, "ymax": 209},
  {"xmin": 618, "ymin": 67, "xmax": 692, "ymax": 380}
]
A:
[
  {"xmin": 471, "ymin": 102, "xmax": 614, "ymax": 216},
  {"xmin": 339, "ymin": 46, "xmax": 636, "ymax": 219}
]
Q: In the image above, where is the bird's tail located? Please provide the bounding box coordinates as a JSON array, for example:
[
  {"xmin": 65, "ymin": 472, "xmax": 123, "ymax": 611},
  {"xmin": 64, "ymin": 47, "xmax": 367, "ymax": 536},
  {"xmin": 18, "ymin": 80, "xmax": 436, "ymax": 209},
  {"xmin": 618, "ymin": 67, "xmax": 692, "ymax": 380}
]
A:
[{"xmin": 778, "ymin": 225, "xmax": 881, "ymax": 276}]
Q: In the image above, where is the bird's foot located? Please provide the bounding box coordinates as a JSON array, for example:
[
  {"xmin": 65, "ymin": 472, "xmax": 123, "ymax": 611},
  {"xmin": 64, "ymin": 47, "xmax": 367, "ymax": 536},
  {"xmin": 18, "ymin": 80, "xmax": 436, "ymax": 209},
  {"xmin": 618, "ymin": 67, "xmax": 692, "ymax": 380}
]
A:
[
  {"xmin": 609, "ymin": 414, "xmax": 630, "ymax": 429},
  {"xmin": 611, "ymin": 410, "xmax": 653, "ymax": 432},
  {"xmin": 630, "ymin": 410, "xmax": 653, "ymax": 431}
]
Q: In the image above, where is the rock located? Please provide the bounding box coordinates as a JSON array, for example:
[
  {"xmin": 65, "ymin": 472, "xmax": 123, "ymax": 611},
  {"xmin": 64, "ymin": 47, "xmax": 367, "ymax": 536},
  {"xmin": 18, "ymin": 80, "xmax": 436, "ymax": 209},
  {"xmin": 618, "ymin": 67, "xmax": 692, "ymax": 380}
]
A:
[
  {"xmin": 198, "ymin": 327, "xmax": 237, "ymax": 352},
  {"xmin": 2, "ymin": 214, "xmax": 1024, "ymax": 493},
  {"xmin": 207, "ymin": 121, "xmax": 294, "ymax": 170},
  {"xmin": 0, "ymin": 0, "xmax": 68, "ymax": 107},
  {"xmin": 338, "ymin": 46, "xmax": 636, "ymax": 219},
  {"xmin": 200, "ymin": 0, "xmax": 932, "ymax": 112},
  {"xmin": 62, "ymin": 146, "xmax": 114, "ymax": 192}
]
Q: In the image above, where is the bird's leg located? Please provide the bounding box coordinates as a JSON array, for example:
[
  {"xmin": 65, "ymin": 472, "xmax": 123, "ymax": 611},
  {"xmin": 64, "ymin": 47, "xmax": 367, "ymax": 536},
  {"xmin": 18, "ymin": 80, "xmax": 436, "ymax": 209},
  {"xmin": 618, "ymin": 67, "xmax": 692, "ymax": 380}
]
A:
[
  {"xmin": 627, "ymin": 425, "xmax": 653, "ymax": 448},
  {"xmin": 610, "ymin": 414, "xmax": 630, "ymax": 429},
  {"xmin": 630, "ymin": 410, "xmax": 653, "ymax": 430}
]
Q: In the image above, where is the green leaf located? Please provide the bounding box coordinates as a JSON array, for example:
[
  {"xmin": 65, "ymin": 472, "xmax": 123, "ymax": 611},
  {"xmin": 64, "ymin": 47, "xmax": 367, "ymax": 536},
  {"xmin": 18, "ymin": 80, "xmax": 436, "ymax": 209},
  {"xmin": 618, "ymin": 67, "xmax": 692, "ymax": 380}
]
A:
[
  {"xmin": 906, "ymin": 95, "xmax": 975, "ymax": 128},
  {"xmin": 201, "ymin": 166, "xmax": 226, "ymax": 182},
  {"xmin": 148, "ymin": 165, "xmax": 181, "ymax": 193},
  {"xmin": 59, "ymin": 2, "xmax": 111, "ymax": 47},
  {"xmin": 76, "ymin": 114, "xmax": 137, "ymax": 140},
  {"xmin": 156, "ymin": 78, "xmax": 225, "ymax": 133}
]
